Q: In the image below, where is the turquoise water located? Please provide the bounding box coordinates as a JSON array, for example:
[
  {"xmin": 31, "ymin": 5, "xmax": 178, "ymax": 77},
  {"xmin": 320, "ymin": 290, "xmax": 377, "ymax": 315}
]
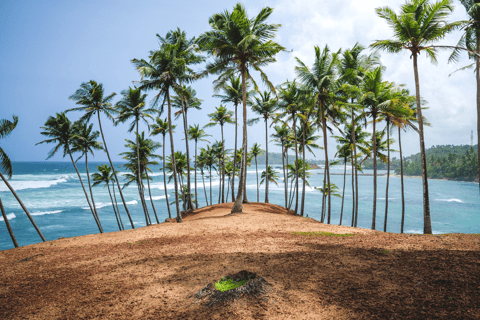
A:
[{"xmin": 1, "ymin": 161, "xmax": 479, "ymax": 251}]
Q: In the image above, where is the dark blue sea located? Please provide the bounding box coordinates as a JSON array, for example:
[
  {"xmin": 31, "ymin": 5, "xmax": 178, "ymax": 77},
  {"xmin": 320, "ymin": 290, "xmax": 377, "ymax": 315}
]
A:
[{"xmin": 1, "ymin": 161, "xmax": 479, "ymax": 251}]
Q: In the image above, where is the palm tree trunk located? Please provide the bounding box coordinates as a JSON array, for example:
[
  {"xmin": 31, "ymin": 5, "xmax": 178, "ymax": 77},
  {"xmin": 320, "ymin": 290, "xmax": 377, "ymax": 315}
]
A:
[
  {"xmin": 84, "ymin": 153, "xmax": 102, "ymax": 231},
  {"xmin": 232, "ymin": 102, "xmax": 238, "ymax": 202},
  {"xmin": 97, "ymin": 113, "xmax": 134, "ymax": 229},
  {"xmin": 321, "ymin": 164, "xmax": 326, "ymax": 223},
  {"xmin": 183, "ymin": 110, "xmax": 194, "ymax": 211},
  {"xmin": 209, "ymin": 166, "xmax": 213, "ymax": 206},
  {"xmin": 476, "ymin": 37, "xmax": 480, "ymax": 194},
  {"xmin": 351, "ymin": 153, "xmax": 355, "ymax": 227},
  {"xmin": 282, "ymin": 143, "xmax": 287, "ymax": 208},
  {"xmin": 243, "ymin": 133, "xmax": 249, "ymax": 204},
  {"xmin": 352, "ymin": 104, "xmax": 359, "ymax": 227},
  {"xmin": 112, "ymin": 181, "xmax": 124, "ymax": 230},
  {"xmin": 107, "ymin": 183, "xmax": 122, "ymax": 231},
  {"xmin": 384, "ymin": 119, "xmax": 391, "ymax": 232},
  {"xmin": 340, "ymin": 158, "xmax": 347, "ymax": 225},
  {"xmin": 301, "ymin": 122, "xmax": 306, "ymax": 217},
  {"xmin": 412, "ymin": 53, "xmax": 432, "ymax": 234},
  {"xmin": 0, "ymin": 196, "xmax": 18, "ymax": 248},
  {"xmin": 194, "ymin": 140, "xmax": 198, "ymax": 209},
  {"xmin": 286, "ymin": 146, "xmax": 289, "ymax": 208},
  {"xmin": 139, "ymin": 180, "xmax": 151, "ymax": 226},
  {"xmin": 231, "ymin": 63, "xmax": 247, "ymax": 213},
  {"xmin": 136, "ymin": 122, "xmax": 148, "ymax": 224},
  {"xmin": 372, "ymin": 113, "xmax": 377, "ymax": 230},
  {"xmin": 217, "ymin": 165, "xmax": 222, "ymax": 204},
  {"xmin": 145, "ymin": 170, "xmax": 160, "ymax": 224},
  {"xmin": 201, "ymin": 168, "xmax": 208, "ymax": 206},
  {"xmin": 162, "ymin": 134, "xmax": 172, "ymax": 219},
  {"xmin": 166, "ymin": 90, "xmax": 182, "ymax": 222},
  {"xmin": 221, "ymin": 125, "xmax": 226, "ymax": 203},
  {"xmin": 293, "ymin": 114, "xmax": 299, "ymax": 214},
  {"xmin": 399, "ymin": 127, "xmax": 405, "ymax": 234},
  {"xmin": 265, "ymin": 118, "xmax": 269, "ymax": 203},
  {"xmin": 65, "ymin": 149, "xmax": 102, "ymax": 233},
  {"xmin": 255, "ymin": 156, "xmax": 259, "ymax": 202},
  {"xmin": 321, "ymin": 100, "xmax": 331, "ymax": 224}
]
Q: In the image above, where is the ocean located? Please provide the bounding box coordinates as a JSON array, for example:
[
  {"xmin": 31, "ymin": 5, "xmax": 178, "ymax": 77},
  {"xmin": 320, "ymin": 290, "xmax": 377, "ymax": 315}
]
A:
[{"xmin": 1, "ymin": 161, "xmax": 479, "ymax": 251}]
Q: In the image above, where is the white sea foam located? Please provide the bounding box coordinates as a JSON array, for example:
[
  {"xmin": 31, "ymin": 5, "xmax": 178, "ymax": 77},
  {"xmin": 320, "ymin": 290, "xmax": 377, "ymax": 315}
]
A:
[
  {"xmin": 31, "ymin": 210, "xmax": 63, "ymax": 216},
  {"xmin": 435, "ymin": 198, "xmax": 465, "ymax": 204},
  {"xmin": 0, "ymin": 213, "xmax": 16, "ymax": 222},
  {"xmin": 144, "ymin": 195, "xmax": 166, "ymax": 201},
  {"xmin": 125, "ymin": 200, "xmax": 138, "ymax": 205},
  {"xmin": 83, "ymin": 200, "xmax": 138, "ymax": 210},
  {"xmin": 0, "ymin": 177, "xmax": 68, "ymax": 192}
]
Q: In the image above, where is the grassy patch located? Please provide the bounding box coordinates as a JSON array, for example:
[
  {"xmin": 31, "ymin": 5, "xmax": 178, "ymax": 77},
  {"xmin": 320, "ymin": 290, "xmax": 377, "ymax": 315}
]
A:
[
  {"xmin": 214, "ymin": 276, "xmax": 251, "ymax": 292},
  {"xmin": 382, "ymin": 249, "xmax": 391, "ymax": 255},
  {"xmin": 292, "ymin": 231, "xmax": 355, "ymax": 237}
]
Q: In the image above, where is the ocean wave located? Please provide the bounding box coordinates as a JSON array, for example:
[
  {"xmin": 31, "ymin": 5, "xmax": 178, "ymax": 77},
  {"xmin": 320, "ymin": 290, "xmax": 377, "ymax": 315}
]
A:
[
  {"xmin": 31, "ymin": 210, "xmax": 63, "ymax": 216},
  {"xmin": 435, "ymin": 198, "xmax": 465, "ymax": 204},
  {"xmin": 83, "ymin": 200, "xmax": 138, "ymax": 210},
  {"xmin": 144, "ymin": 195, "xmax": 166, "ymax": 201},
  {"xmin": 0, "ymin": 213, "xmax": 15, "ymax": 222},
  {"xmin": 0, "ymin": 177, "xmax": 68, "ymax": 192}
]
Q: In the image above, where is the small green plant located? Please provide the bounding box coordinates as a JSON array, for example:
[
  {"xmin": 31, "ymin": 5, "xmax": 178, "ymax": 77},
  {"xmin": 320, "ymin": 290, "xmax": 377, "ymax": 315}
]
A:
[
  {"xmin": 291, "ymin": 231, "xmax": 355, "ymax": 237},
  {"xmin": 382, "ymin": 249, "xmax": 391, "ymax": 255},
  {"xmin": 214, "ymin": 276, "xmax": 250, "ymax": 292}
]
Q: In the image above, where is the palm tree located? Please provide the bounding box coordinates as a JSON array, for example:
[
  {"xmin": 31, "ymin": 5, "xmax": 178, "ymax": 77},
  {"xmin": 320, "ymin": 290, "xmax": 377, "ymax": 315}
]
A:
[
  {"xmin": 199, "ymin": 146, "xmax": 216, "ymax": 206},
  {"xmin": 187, "ymin": 124, "xmax": 211, "ymax": 208},
  {"xmin": 66, "ymin": 80, "xmax": 135, "ymax": 229},
  {"xmin": 250, "ymin": 91, "xmax": 278, "ymax": 203},
  {"xmin": 92, "ymin": 164, "xmax": 124, "ymax": 231},
  {"xmin": 37, "ymin": 113, "xmax": 101, "ymax": 232},
  {"xmin": 1, "ymin": 116, "xmax": 45, "ymax": 247},
  {"xmin": 132, "ymin": 30, "xmax": 201, "ymax": 223},
  {"xmin": 450, "ymin": 0, "xmax": 480, "ymax": 194},
  {"xmin": 197, "ymin": 149, "xmax": 210, "ymax": 206},
  {"xmin": 271, "ymin": 124, "xmax": 291, "ymax": 208},
  {"xmin": 71, "ymin": 122, "xmax": 104, "ymax": 230},
  {"xmin": 250, "ymin": 143, "xmax": 264, "ymax": 202},
  {"xmin": 204, "ymin": 105, "xmax": 234, "ymax": 203},
  {"xmin": 197, "ymin": 3, "xmax": 285, "ymax": 214},
  {"xmin": 295, "ymin": 45, "xmax": 341, "ymax": 224},
  {"xmin": 172, "ymin": 85, "xmax": 202, "ymax": 211},
  {"xmin": 165, "ymin": 151, "xmax": 191, "ymax": 212},
  {"xmin": 260, "ymin": 166, "xmax": 279, "ymax": 188},
  {"xmin": 371, "ymin": 0, "xmax": 464, "ymax": 234},
  {"xmin": 150, "ymin": 117, "xmax": 176, "ymax": 219},
  {"xmin": 115, "ymin": 86, "xmax": 155, "ymax": 219}
]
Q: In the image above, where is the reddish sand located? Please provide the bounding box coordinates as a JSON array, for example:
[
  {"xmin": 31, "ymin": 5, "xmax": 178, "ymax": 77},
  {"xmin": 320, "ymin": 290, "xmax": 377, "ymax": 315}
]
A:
[{"xmin": 1, "ymin": 202, "xmax": 479, "ymax": 319}]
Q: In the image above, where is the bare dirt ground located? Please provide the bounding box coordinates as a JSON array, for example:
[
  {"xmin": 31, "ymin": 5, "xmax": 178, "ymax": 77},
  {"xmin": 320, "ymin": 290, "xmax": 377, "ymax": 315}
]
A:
[{"xmin": 1, "ymin": 202, "xmax": 479, "ymax": 319}]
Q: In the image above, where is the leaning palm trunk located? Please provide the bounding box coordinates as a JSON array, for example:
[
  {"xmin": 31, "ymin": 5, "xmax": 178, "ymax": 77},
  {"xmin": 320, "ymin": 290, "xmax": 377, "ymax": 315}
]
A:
[
  {"xmin": 84, "ymin": 152, "xmax": 102, "ymax": 231},
  {"xmin": 166, "ymin": 90, "xmax": 182, "ymax": 222},
  {"xmin": 162, "ymin": 134, "xmax": 172, "ymax": 219},
  {"xmin": 282, "ymin": 143, "xmax": 287, "ymax": 208},
  {"xmin": 372, "ymin": 113, "xmax": 378, "ymax": 230},
  {"xmin": 0, "ymin": 197, "xmax": 18, "ymax": 248},
  {"xmin": 107, "ymin": 183, "xmax": 122, "ymax": 231},
  {"xmin": 352, "ymin": 105, "xmax": 359, "ymax": 227},
  {"xmin": 265, "ymin": 119, "xmax": 269, "ymax": 203},
  {"xmin": 320, "ymin": 100, "xmax": 331, "ymax": 224},
  {"xmin": 301, "ymin": 122, "xmax": 306, "ymax": 216},
  {"xmin": 399, "ymin": 127, "xmax": 405, "ymax": 234},
  {"xmin": 97, "ymin": 113, "xmax": 135, "ymax": 229},
  {"xmin": 232, "ymin": 102, "xmax": 238, "ymax": 202},
  {"xmin": 136, "ymin": 123, "xmax": 148, "ymax": 224},
  {"xmin": 145, "ymin": 170, "xmax": 160, "ymax": 224},
  {"xmin": 138, "ymin": 182, "xmax": 151, "ymax": 226},
  {"xmin": 112, "ymin": 181, "xmax": 124, "ymax": 230},
  {"xmin": 231, "ymin": 63, "xmax": 247, "ymax": 213},
  {"xmin": 384, "ymin": 119, "xmax": 391, "ymax": 232},
  {"xmin": 182, "ymin": 110, "xmax": 194, "ymax": 210},
  {"xmin": 201, "ymin": 168, "xmax": 208, "ymax": 206},
  {"xmin": 66, "ymin": 149, "xmax": 102, "ymax": 233},
  {"xmin": 0, "ymin": 171, "xmax": 46, "ymax": 242},
  {"xmin": 412, "ymin": 53, "xmax": 432, "ymax": 234},
  {"xmin": 340, "ymin": 158, "xmax": 347, "ymax": 225},
  {"xmin": 293, "ymin": 115, "xmax": 299, "ymax": 214}
]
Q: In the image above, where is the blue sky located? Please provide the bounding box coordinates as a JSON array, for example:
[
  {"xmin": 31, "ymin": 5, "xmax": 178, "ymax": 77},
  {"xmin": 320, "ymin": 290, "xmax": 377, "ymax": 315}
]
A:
[{"xmin": 0, "ymin": 0, "xmax": 476, "ymax": 163}]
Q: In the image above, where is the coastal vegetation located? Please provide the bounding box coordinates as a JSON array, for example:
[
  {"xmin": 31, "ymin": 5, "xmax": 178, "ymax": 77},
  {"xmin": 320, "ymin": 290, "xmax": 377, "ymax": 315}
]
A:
[{"xmin": 2, "ymin": 0, "xmax": 480, "ymax": 249}]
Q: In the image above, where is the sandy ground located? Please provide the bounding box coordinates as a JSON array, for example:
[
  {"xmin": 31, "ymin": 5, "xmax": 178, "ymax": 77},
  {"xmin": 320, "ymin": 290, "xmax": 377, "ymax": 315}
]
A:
[{"xmin": 1, "ymin": 202, "xmax": 479, "ymax": 319}]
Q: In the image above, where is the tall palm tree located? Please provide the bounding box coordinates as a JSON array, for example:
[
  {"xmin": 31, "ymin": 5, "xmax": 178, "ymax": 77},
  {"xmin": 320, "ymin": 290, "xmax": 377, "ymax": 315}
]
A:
[
  {"xmin": 197, "ymin": 149, "xmax": 210, "ymax": 206},
  {"xmin": 187, "ymin": 124, "xmax": 211, "ymax": 208},
  {"xmin": 165, "ymin": 151, "xmax": 191, "ymax": 211},
  {"xmin": 116, "ymin": 86, "xmax": 155, "ymax": 219},
  {"xmin": 92, "ymin": 164, "xmax": 124, "ymax": 231},
  {"xmin": 37, "ymin": 113, "xmax": 102, "ymax": 232},
  {"xmin": 197, "ymin": 3, "xmax": 285, "ymax": 214},
  {"xmin": 199, "ymin": 146, "xmax": 216, "ymax": 206},
  {"xmin": 204, "ymin": 105, "xmax": 234, "ymax": 203},
  {"xmin": 71, "ymin": 122, "xmax": 104, "ymax": 230},
  {"xmin": 1, "ymin": 116, "xmax": 45, "ymax": 247},
  {"xmin": 132, "ymin": 30, "xmax": 201, "ymax": 223},
  {"xmin": 295, "ymin": 45, "xmax": 341, "ymax": 224},
  {"xmin": 66, "ymin": 80, "xmax": 135, "ymax": 229},
  {"xmin": 260, "ymin": 166, "xmax": 279, "ymax": 188},
  {"xmin": 150, "ymin": 117, "xmax": 176, "ymax": 219},
  {"xmin": 250, "ymin": 143, "xmax": 264, "ymax": 202},
  {"xmin": 271, "ymin": 124, "xmax": 291, "ymax": 208},
  {"xmin": 450, "ymin": 0, "xmax": 480, "ymax": 194},
  {"xmin": 250, "ymin": 91, "xmax": 278, "ymax": 203},
  {"xmin": 371, "ymin": 0, "xmax": 464, "ymax": 234},
  {"xmin": 172, "ymin": 85, "xmax": 202, "ymax": 211}
]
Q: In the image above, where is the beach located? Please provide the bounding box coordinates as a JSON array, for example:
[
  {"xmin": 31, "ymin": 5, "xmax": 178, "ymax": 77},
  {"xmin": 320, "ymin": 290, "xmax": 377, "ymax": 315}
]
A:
[{"xmin": 1, "ymin": 202, "xmax": 479, "ymax": 319}]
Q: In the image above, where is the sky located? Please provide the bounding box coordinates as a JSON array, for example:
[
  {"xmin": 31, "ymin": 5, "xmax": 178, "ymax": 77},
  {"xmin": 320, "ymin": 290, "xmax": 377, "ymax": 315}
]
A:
[{"xmin": 0, "ymin": 0, "xmax": 476, "ymax": 164}]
